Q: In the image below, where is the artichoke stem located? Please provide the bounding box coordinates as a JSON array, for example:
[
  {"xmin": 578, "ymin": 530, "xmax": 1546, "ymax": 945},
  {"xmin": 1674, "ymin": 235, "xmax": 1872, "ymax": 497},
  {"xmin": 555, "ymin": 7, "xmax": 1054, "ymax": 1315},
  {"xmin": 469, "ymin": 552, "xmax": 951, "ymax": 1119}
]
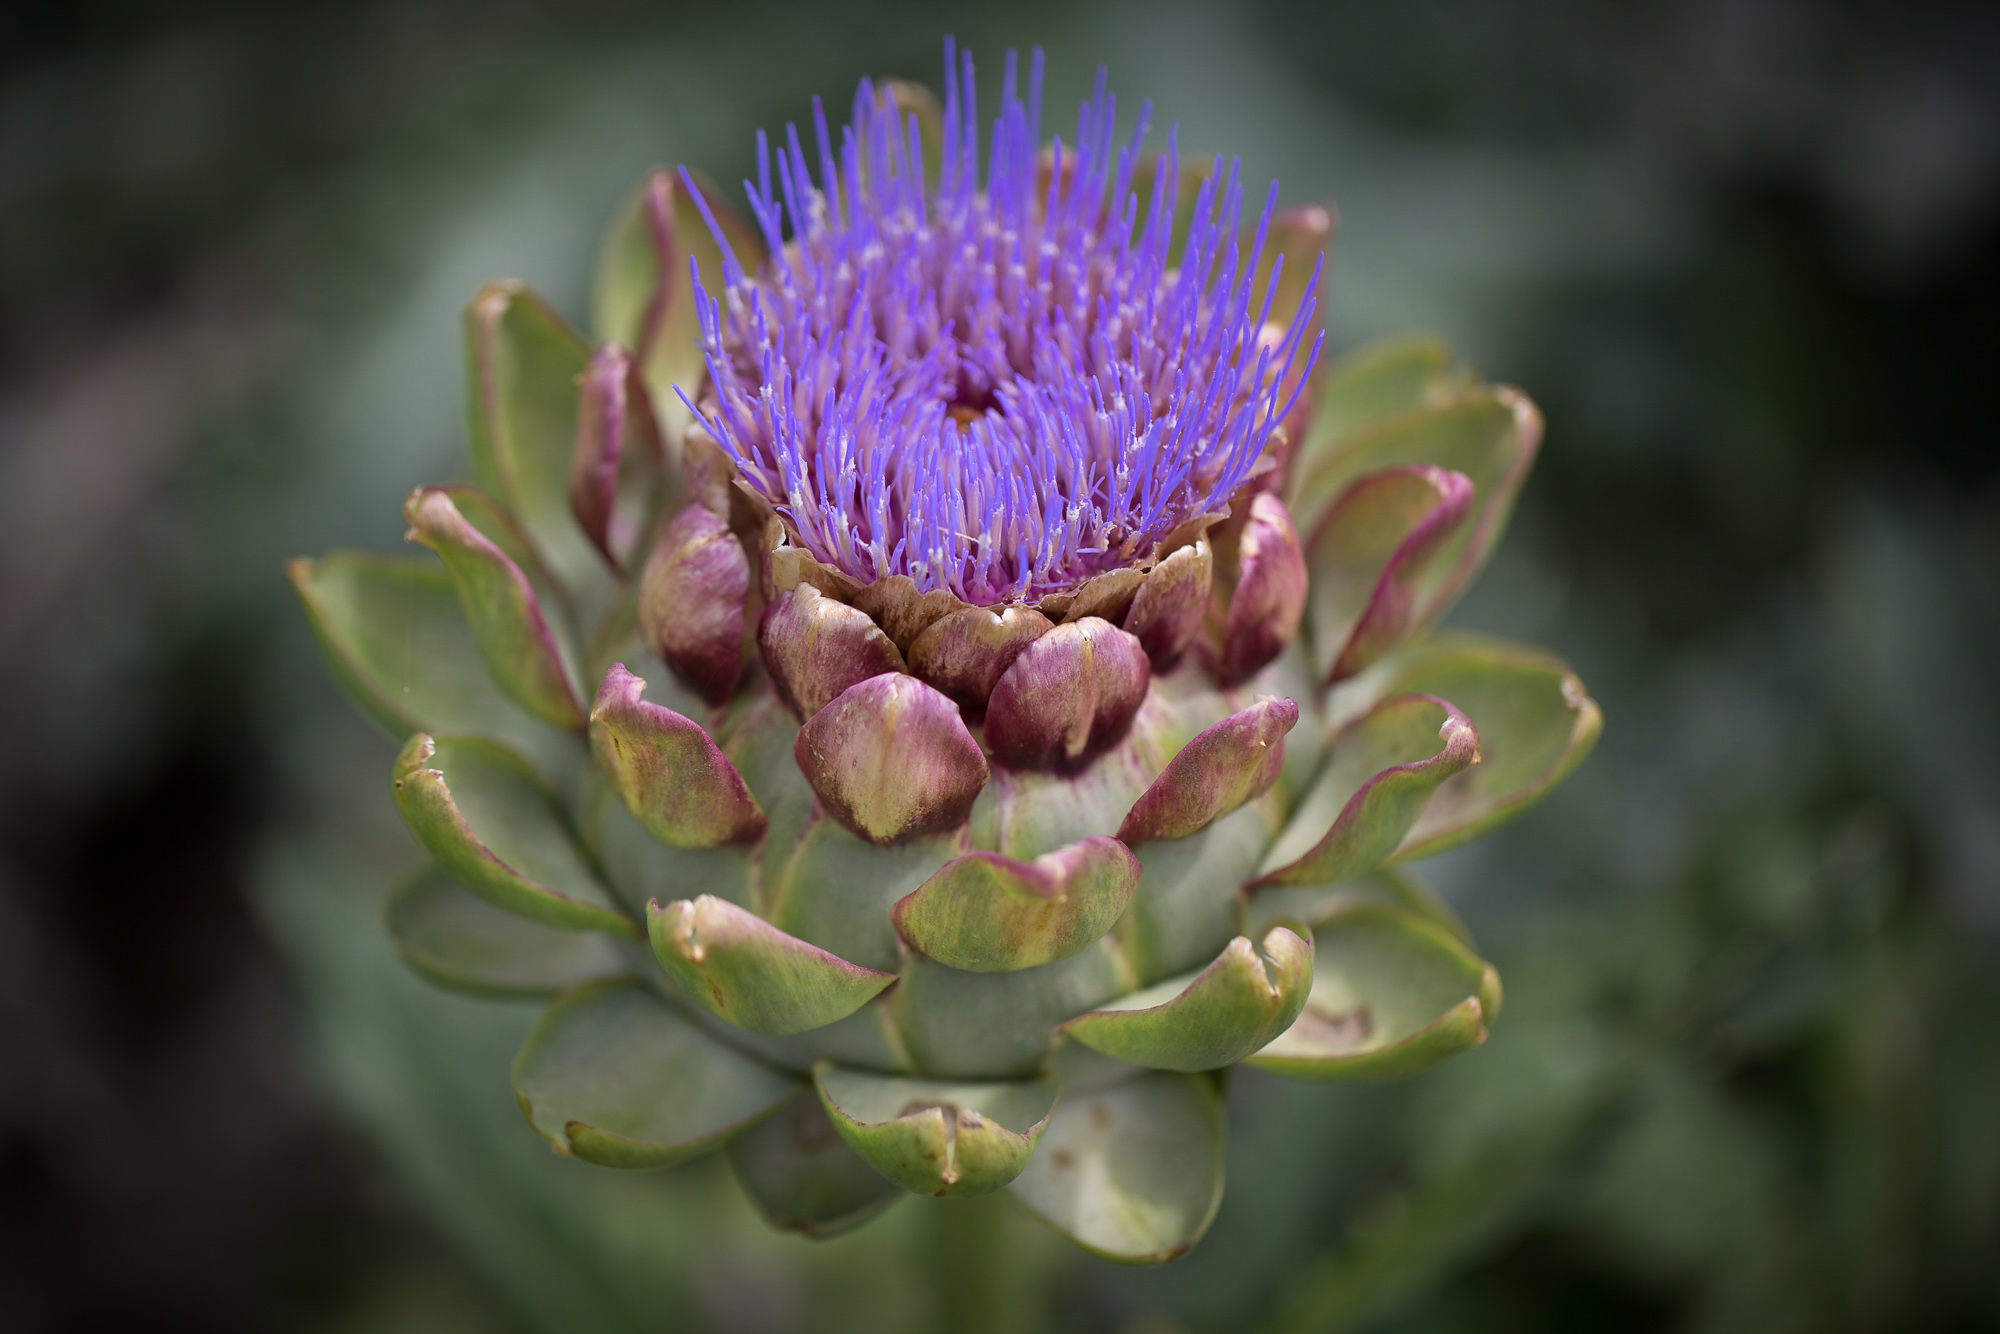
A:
[{"xmin": 924, "ymin": 1194, "xmax": 1042, "ymax": 1334}]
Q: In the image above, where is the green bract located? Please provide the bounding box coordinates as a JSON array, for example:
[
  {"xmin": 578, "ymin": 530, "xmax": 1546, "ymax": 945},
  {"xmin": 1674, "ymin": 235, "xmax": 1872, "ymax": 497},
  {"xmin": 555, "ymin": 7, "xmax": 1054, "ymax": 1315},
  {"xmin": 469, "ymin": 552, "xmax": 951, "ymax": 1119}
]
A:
[{"xmin": 291, "ymin": 86, "xmax": 1599, "ymax": 1263}]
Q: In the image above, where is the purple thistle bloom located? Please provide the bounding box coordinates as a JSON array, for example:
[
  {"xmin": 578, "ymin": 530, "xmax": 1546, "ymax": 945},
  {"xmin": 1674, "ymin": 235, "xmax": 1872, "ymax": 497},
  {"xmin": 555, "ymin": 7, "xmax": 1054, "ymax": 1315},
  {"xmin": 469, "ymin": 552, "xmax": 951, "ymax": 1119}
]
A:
[{"xmin": 681, "ymin": 40, "xmax": 1324, "ymax": 606}]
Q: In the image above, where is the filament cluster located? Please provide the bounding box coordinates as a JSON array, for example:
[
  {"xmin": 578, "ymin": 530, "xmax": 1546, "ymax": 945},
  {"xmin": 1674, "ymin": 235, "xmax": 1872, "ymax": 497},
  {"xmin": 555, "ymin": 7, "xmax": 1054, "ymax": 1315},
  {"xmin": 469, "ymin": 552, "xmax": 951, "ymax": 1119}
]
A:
[{"xmin": 683, "ymin": 40, "xmax": 1322, "ymax": 604}]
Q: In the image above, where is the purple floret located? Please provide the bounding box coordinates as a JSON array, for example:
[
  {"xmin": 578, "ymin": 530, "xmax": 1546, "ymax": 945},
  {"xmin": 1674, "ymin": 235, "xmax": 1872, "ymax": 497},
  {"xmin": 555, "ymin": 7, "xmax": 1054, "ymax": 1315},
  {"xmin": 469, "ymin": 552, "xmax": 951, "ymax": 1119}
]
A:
[{"xmin": 681, "ymin": 39, "xmax": 1323, "ymax": 606}]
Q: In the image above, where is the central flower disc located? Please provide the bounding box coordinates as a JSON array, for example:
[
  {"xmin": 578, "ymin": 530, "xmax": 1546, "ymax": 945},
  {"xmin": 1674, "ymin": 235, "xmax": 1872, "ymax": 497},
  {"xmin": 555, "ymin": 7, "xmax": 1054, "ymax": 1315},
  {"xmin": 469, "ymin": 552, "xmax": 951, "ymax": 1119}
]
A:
[{"xmin": 683, "ymin": 43, "xmax": 1322, "ymax": 606}]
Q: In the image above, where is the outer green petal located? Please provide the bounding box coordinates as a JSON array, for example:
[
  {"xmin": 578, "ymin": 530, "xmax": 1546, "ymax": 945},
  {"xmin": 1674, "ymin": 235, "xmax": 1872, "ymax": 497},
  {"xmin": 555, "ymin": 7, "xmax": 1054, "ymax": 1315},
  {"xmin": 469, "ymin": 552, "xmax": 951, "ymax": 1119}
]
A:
[
  {"xmin": 589, "ymin": 662, "xmax": 765, "ymax": 849},
  {"xmin": 591, "ymin": 168, "xmax": 766, "ymax": 440},
  {"xmin": 1117, "ymin": 697, "xmax": 1299, "ymax": 843},
  {"xmin": 391, "ymin": 733, "xmax": 635, "ymax": 936},
  {"xmin": 891, "ymin": 836, "xmax": 1140, "ymax": 973},
  {"xmin": 647, "ymin": 895, "xmax": 896, "ymax": 1036},
  {"xmin": 285, "ymin": 552, "xmax": 554, "ymax": 759},
  {"xmin": 1288, "ymin": 333, "xmax": 1454, "ymax": 487},
  {"xmin": 1291, "ymin": 386, "xmax": 1540, "ymax": 630},
  {"xmin": 1247, "ymin": 906, "xmax": 1501, "ymax": 1081},
  {"xmin": 385, "ymin": 863, "xmax": 632, "ymax": 996},
  {"xmin": 578, "ymin": 767, "xmax": 754, "ymax": 921},
  {"xmin": 812, "ymin": 1062, "xmax": 1057, "ymax": 1198},
  {"xmin": 1381, "ymin": 633, "xmax": 1603, "ymax": 861},
  {"xmin": 967, "ymin": 666, "xmax": 1225, "ymax": 860},
  {"xmin": 893, "ymin": 940, "xmax": 1136, "ymax": 1080},
  {"xmin": 727, "ymin": 1088, "xmax": 905, "ymax": 1238},
  {"xmin": 513, "ymin": 979, "xmax": 796, "ymax": 1167},
  {"xmin": 687, "ymin": 994, "xmax": 915, "ymax": 1080},
  {"xmin": 1256, "ymin": 695, "xmax": 1480, "ymax": 886},
  {"xmin": 403, "ymin": 485, "xmax": 585, "ymax": 730},
  {"xmin": 1059, "ymin": 925, "xmax": 1313, "ymax": 1071},
  {"xmin": 463, "ymin": 280, "xmax": 602, "ymax": 595},
  {"xmin": 764, "ymin": 819, "xmax": 963, "ymax": 973},
  {"xmin": 1244, "ymin": 866, "xmax": 1473, "ymax": 947},
  {"xmin": 1007, "ymin": 1071, "xmax": 1224, "ymax": 1264},
  {"xmin": 716, "ymin": 690, "xmax": 817, "ymax": 890},
  {"xmin": 1303, "ymin": 465, "xmax": 1473, "ymax": 683},
  {"xmin": 1120, "ymin": 797, "xmax": 1283, "ymax": 984}
]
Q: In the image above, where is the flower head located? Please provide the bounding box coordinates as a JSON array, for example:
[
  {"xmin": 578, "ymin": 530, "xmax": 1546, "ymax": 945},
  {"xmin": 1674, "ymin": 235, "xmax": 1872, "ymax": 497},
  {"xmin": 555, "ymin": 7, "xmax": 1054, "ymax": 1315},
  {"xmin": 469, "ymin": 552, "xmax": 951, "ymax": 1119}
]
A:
[
  {"xmin": 290, "ymin": 36, "xmax": 1598, "ymax": 1267},
  {"xmin": 683, "ymin": 41, "xmax": 1323, "ymax": 605}
]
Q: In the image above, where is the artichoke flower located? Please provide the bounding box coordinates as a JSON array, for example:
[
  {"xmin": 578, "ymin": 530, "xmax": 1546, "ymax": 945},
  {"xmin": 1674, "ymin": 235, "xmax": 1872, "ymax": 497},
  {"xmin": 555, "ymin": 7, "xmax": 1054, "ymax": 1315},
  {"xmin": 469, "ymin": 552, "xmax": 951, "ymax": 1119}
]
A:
[{"xmin": 289, "ymin": 43, "xmax": 1600, "ymax": 1264}]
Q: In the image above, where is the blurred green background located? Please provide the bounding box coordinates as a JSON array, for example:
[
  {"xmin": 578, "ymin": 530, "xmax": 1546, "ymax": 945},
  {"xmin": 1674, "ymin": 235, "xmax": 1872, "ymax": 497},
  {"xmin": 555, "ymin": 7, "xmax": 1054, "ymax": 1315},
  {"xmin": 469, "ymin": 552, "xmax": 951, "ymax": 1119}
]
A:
[{"xmin": 2, "ymin": 2, "xmax": 1997, "ymax": 1330}]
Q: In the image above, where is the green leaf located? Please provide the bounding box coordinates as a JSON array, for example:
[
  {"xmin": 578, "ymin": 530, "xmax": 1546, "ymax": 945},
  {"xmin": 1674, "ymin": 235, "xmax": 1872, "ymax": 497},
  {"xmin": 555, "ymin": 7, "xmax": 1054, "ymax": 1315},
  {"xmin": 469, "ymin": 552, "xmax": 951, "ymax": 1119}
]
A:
[
  {"xmin": 1381, "ymin": 634, "xmax": 1603, "ymax": 861},
  {"xmin": 385, "ymin": 863, "xmax": 632, "ymax": 996},
  {"xmin": 646, "ymin": 895, "xmax": 896, "ymax": 1036},
  {"xmin": 891, "ymin": 836, "xmax": 1139, "ymax": 973},
  {"xmin": 1008, "ymin": 1071, "xmax": 1224, "ymax": 1264},
  {"xmin": 286, "ymin": 552, "xmax": 556, "ymax": 759},
  {"xmin": 812, "ymin": 1062, "xmax": 1057, "ymax": 1198},
  {"xmin": 513, "ymin": 979, "xmax": 797, "ymax": 1167},
  {"xmin": 1247, "ymin": 907, "xmax": 1500, "ymax": 1081},
  {"xmin": 463, "ymin": 280, "xmax": 602, "ymax": 595},
  {"xmin": 1059, "ymin": 925, "xmax": 1313, "ymax": 1071},
  {"xmin": 1244, "ymin": 866, "xmax": 1473, "ymax": 946},
  {"xmin": 1292, "ymin": 387, "xmax": 1540, "ymax": 630},
  {"xmin": 726, "ymin": 1087, "xmax": 904, "ymax": 1238},
  {"xmin": 404, "ymin": 486, "xmax": 585, "ymax": 730},
  {"xmin": 1256, "ymin": 695, "xmax": 1480, "ymax": 886},
  {"xmin": 392, "ymin": 733, "xmax": 635, "ymax": 936}
]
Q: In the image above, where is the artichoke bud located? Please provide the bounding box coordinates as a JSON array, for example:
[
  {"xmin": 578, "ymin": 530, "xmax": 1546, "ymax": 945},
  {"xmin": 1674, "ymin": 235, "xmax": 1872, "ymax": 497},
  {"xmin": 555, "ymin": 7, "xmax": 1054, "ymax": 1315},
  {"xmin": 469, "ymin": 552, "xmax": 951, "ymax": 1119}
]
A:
[{"xmin": 295, "ymin": 39, "xmax": 1603, "ymax": 1265}]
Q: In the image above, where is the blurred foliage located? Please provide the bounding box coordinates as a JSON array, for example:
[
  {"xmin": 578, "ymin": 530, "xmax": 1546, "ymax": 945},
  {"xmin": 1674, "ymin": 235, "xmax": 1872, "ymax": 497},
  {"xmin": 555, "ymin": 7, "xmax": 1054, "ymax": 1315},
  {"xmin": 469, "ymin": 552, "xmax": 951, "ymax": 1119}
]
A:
[{"xmin": 1, "ymin": 1, "xmax": 1996, "ymax": 1331}]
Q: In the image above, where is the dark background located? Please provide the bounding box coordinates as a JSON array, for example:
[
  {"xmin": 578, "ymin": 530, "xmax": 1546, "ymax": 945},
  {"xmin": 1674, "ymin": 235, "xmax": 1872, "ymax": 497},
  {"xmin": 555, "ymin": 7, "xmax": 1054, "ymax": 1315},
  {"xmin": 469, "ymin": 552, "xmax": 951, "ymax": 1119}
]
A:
[{"xmin": 2, "ymin": 2, "xmax": 1997, "ymax": 1330}]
